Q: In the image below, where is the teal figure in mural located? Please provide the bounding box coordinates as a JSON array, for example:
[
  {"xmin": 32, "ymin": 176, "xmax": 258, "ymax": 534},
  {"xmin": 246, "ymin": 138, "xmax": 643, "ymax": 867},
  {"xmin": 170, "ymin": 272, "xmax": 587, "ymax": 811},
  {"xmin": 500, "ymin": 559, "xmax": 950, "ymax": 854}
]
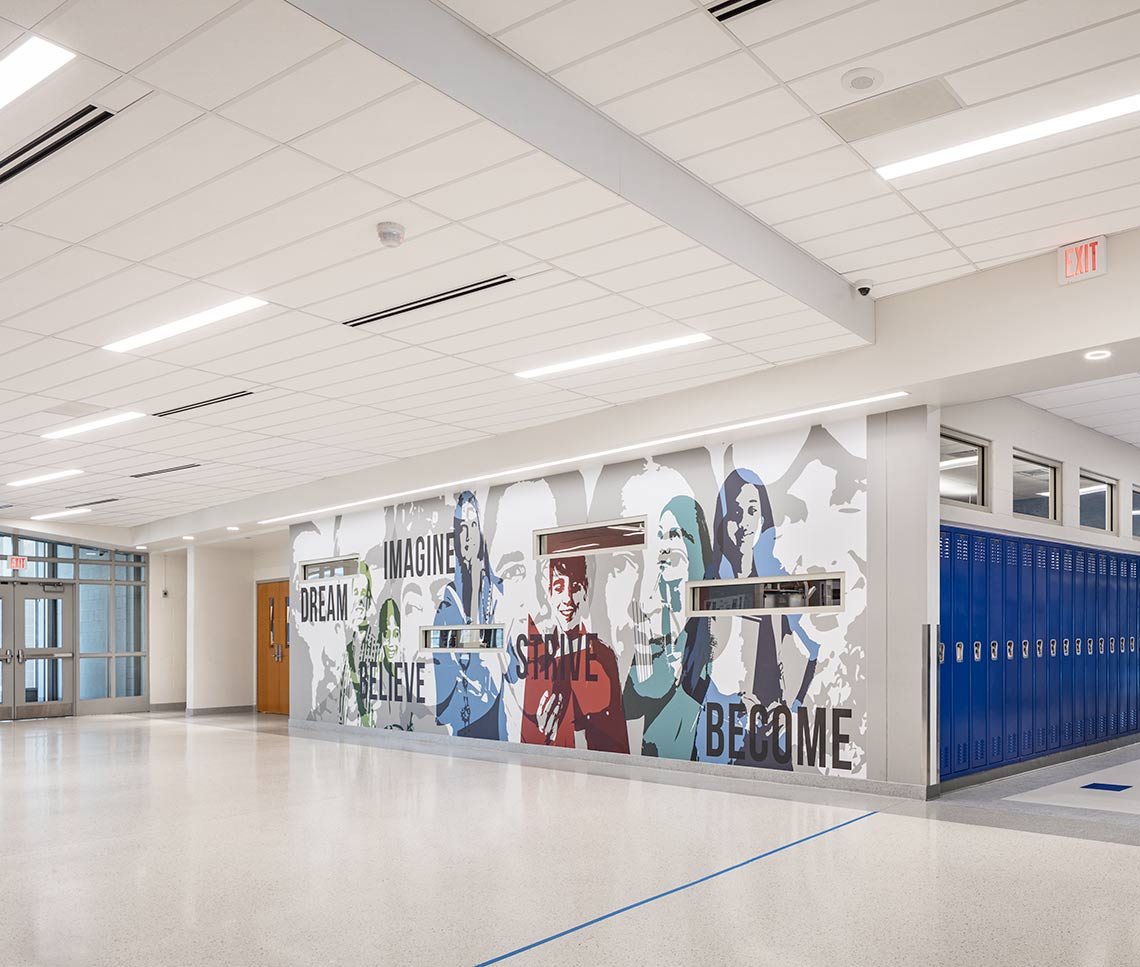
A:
[
  {"xmin": 432, "ymin": 491, "xmax": 505, "ymax": 739},
  {"xmin": 623, "ymin": 495, "xmax": 711, "ymax": 759}
]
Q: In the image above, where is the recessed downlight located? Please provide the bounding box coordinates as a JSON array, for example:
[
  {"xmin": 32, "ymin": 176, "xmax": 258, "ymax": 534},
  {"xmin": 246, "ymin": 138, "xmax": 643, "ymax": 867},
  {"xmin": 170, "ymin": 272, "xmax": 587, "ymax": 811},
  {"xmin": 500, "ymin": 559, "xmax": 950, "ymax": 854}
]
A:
[
  {"xmin": 0, "ymin": 37, "xmax": 74, "ymax": 113},
  {"xmin": 841, "ymin": 67, "xmax": 882, "ymax": 94},
  {"xmin": 517, "ymin": 333, "xmax": 712, "ymax": 379},
  {"xmin": 103, "ymin": 296, "xmax": 267, "ymax": 353},
  {"xmin": 41, "ymin": 411, "xmax": 144, "ymax": 440},
  {"xmin": 30, "ymin": 507, "xmax": 91, "ymax": 521},
  {"xmin": 7, "ymin": 468, "xmax": 83, "ymax": 487},
  {"xmin": 1084, "ymin": 349, "xmax": 1112, "ymax": 361}
]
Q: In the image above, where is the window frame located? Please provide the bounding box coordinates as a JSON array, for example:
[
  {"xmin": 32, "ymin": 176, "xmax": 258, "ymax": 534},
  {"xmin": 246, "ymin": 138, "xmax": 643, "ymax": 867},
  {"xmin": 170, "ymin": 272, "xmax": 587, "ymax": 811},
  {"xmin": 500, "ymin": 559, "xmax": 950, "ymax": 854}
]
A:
[
  {"xmin": 685, "ymin": 573, "xmax": 845, "ymax": 618},
  {"xmin": 939, "ymin": 428, "xmax": 989, "ymax": 510},
  {"xmin": 1132, "ymin": 487, "xmax": 1140, "ymax": 541},
  {"xmin": 302, "ymin": 557, "xmax": 359, "ymax": 581},
  {"xmin": 1078, "ymin": 469, "xmax": 1117, "ymax": 534},
  {"xmin": 1011, "ymin": 449, "xmax": 1061, "ymax": 524},
  {"xmin": 533, "ymin": 516, "xmax": 647, "ymax": 561}
]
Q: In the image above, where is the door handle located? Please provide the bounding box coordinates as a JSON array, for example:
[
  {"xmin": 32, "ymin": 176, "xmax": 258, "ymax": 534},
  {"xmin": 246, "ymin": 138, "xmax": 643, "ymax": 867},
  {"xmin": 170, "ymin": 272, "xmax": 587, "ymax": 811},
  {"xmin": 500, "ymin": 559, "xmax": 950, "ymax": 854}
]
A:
[
  {"xmin": 15, "ymin": 648, "xmax": 23, "ymax": 664},
  {"xmin": 1, "ymin": 648, "xmax": 11, "ymax": 664},
  {"xmin": 269, "ymin": 597, "xmax": 276, "ymax": 648}
]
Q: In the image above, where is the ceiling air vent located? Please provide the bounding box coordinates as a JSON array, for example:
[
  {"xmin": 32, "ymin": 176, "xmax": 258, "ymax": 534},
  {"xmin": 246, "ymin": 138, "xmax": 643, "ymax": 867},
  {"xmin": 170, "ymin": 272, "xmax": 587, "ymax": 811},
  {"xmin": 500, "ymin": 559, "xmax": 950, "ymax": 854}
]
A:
[
  {"xmin": 130, "ymin": 463, "xmax": 201, "ymax": 479},
  {"xmin": 343, "ymin": 275, "xmax": 516, "ymax": 328},
  {"xmin": 66, "ymin": 498, "xmax": 118, "ymax": 509},
  {"xmin": 708, "ymin": 0, "xmax": 777, "ymax": 22},
  {"xmin": 153, "ymin": 390, "xmax": 253, "ymax": 418},
  {"xmin": 0, "ymin": 105, "xmax": 115, "ymax": 187},
  {"xmin": 822, "ymin": 78, "xmax": 963, "ymax": 143}
]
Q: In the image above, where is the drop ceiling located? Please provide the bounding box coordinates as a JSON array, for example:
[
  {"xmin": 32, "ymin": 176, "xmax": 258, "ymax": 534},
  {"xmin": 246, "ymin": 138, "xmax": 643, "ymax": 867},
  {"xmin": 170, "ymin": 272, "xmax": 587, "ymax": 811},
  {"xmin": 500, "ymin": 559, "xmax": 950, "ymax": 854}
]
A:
[
  {"xmin": 0, "ymin": 0, "xmax": 865, "ymax": 527},
  {"xmin": 1020, "ymin": 374, "xmax": 1140, "ymax": 447},
  {"xmin": 438, "ymin": 0, "xmax": 1140, "ymax": 296}
]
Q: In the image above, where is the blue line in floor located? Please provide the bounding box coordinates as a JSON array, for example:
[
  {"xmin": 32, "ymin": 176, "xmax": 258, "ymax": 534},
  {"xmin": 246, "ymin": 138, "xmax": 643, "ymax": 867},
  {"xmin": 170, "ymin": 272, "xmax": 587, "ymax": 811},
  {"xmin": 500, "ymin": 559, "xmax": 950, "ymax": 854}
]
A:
[
  {"xmin": 1082, "ymin": 782, "xmax": 1132, "ymax": 792},
  {"xmin": 472, "ymin": 809, "xmax": 877, "ymax": 966}
]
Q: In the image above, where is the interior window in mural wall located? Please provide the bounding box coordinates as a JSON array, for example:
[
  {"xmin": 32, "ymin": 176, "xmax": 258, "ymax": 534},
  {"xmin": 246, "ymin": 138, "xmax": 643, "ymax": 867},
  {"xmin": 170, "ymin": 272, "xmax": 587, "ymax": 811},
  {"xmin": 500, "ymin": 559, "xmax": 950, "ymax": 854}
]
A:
[{"xmin": 294, "ymin": 420, "xmax": 868, "ymax": 777}]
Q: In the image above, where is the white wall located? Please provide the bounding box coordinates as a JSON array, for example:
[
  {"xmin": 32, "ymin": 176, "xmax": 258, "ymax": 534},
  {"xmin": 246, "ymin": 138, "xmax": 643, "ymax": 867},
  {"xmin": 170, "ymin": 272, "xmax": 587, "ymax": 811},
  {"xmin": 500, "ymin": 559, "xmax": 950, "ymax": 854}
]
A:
[
  {"xmin": 251, "ymin": 531, "xmax": 290, "ymax": 582},
  {"xmin": 148, "ymin": 550, "xmax": 187, "ymax": 707},
  {"xmin": 941, "ymin": 396, "xmax": 1140, "ymax": 552},
  {"xmin": 186, "ymin": 545, "xmax": 255, "ymax": 712}
]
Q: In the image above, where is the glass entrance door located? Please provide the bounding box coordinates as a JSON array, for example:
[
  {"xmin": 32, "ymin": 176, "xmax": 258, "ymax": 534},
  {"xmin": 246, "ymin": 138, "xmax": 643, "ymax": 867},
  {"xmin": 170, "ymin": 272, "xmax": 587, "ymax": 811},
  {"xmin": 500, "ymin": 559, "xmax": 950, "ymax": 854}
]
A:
[{"xmin": 0, "ymin": 582, "xmax": 74, "ymax": 719}]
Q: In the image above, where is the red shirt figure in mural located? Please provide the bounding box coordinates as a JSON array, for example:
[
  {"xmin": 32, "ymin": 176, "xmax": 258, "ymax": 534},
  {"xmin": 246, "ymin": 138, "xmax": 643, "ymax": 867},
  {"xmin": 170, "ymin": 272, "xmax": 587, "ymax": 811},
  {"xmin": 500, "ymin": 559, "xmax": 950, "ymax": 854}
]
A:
[{"xmin": 519, "ymin": 556, "xmax": 628, "ymax": 753}]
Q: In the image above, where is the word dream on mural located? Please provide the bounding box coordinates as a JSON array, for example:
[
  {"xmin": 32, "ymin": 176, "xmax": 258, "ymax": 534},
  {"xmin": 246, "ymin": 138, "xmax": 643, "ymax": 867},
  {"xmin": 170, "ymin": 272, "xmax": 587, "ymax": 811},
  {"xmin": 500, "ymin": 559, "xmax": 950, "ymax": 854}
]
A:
[{"xmin": 294, "ymin": 421, "xmax": 868, "ymax": 777}]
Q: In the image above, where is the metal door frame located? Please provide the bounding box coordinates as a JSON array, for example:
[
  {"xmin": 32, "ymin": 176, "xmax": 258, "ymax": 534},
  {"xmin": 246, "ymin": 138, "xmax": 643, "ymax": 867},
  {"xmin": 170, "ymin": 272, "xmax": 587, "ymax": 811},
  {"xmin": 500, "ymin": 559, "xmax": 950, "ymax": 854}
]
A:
[{"xmin": 0, "ymin": 579, "xmax": 75, "ymax": 720}]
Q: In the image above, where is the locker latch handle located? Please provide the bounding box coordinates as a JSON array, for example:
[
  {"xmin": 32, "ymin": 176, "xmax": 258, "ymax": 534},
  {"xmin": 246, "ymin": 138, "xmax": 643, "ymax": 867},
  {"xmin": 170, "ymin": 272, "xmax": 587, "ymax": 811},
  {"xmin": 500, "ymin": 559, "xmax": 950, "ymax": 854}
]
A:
[
  {"xmin": 938, "ymin": 642, "xmax": 944, "ymax": 664},
  {"xmin": 1036, "ymin": 640, "xmax": 1044, "ymax": 658},
  {"xmin": 1049, "ymin": 640, "xmax": 1057, "ymax": 657},
  {"xmin": 1063, "ymin": 639, "xmax": 1070, "ymax": 656},
  {"xmin": 1076, "ymin": 639, "xmax": 1082, "ymax": 655},
  {"xmin": 991, "ymin": 641, "xmax": 999, "ymax": 661},
  {"xmin": 955, "ymin": 642, "xmax": 964, "ymax": 663},
  {"xmin": 973, "ymin": 641, "xmax": 982, "ymax": 661},
  {"xmin": 1006, "ymin": 641, "xmax": 1015, "ymax": 660},
  {"xmin": 1022, "ymin": 640, "xmax": 1030, "ymax": 659}
]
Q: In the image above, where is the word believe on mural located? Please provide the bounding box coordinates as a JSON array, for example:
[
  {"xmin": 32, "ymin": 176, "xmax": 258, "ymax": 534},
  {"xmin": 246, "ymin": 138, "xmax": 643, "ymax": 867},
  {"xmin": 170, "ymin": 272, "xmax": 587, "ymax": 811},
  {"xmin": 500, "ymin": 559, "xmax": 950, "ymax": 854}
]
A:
[{"xmin": 294, "ymin": 421, "xmax": 869, "ymax": 778}]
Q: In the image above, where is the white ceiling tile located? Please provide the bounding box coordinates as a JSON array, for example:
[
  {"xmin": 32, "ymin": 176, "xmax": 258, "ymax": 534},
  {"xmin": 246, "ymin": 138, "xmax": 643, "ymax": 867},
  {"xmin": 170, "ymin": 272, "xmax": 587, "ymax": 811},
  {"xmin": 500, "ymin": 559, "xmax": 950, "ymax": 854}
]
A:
[
  {"xmin": 645, "ymin": 87, "xmax": 809, "ymax": 159},
  {"xmin": 681, "ymin": 296, "xmax": 809, "ymax": 332},
  {"xmin": 555, "ymin": 13, "xmax": 736, "ymax": 104},
  {"xmin": 509, "ymin": 204, "xmax": 662, "ymax": 260},
  {"xmin": 871, "ymin": 265, "xmax": 976, "ymax": 298},
  {"xmin": 0, "ymin": 0, "xmax": 67, "ymax": 27},
  {"xmin": 2, "ymin": 337, "xmax": 92, "ymax": 378},
  {"xmin": 438, "ymin": 0, "xmax": 564, "ymax": 34},
  {"xmin": 38, "ymin": 357, "xmax": 182, "ymax": 402},
  {"xmin": 40, "ymin": 0, "xmax": 241, "ymax": 70},
  {"xmin": 85, "ymin": 147, "xmax": 338, "ymax": 261},
  {"xmin": 355, "ymin": 122, "xmax": 531, "ymax": 197},
  {"xmin": 549, "ymin": 225, "xmax": 695, "ymax": 275},
  {"xmin": 801, "ymin": 214, "xmax": 933, "ymax": 260},
  {"xmin": 291, "ymin": 84, "xmax": 477, "ymax": 172},
  {"xmin": 718, "ymin": 146, "xmax": 867, "ymax": 206},
  {"xmin": 721, "ymin": 0, "xmax": 866, "ymax": 47},
  {"xmin": 0, "ymin": 227, "xmax": 68, "ymax": 281},
  {"xmin": 588, "ymin": 248, "xmax": 727, "ymax": 292},
  {"xmin": 150, "ymin": 175, "xmax": 396, "ymax": 279},
  {"xmin": 0, "ymin": 327, "xmax": 43, "ymax": 355},
  {"xmin": 459, "ymin": 304, "xmax": 657, "ymax": 364},
  {"xmin": 622, "ymin": 264, "xmax": 755, "ymax": 307},
  {"xmin": 0, "ymin": 247, "xmax": 128, "ymax": 323},
  {"xmin": 0, "ymin": 92, "xmax": 203, "ymax": 222},
  {"xmin": 684, "ymin": 118, "xmax": 841, "ymax": 184},
  {"xmin": 466, "ymin": 180, "xmax": 622, "ymax": 239},
  {"xmin": 16, "ymin": 114, "xmax": 274, "ymax": 242},
  {"xmin": 413, "ymin": 153, "xmax": 577, "ymax": 219},
  {"xmin": 600, "ymin": 52, "xmax": 774, "ymax": 134},
  {"xmin": 761, "ymin": 332, "xmax": 867, "ymax": 364},
  {"xmin": 827, "ymin": 233, "xmax": 951, "ymax": 274},
  {"xmin": 747, "ymin": 171, "xmax": 893, "ymax": 224},
  {"xmin": 731, "ymin": 321, "xmax": 845, "ymax": 354},
  {"xmin": 655, "ymin": 280, "xmax": 790, "ymax": 320},
  {"xmin": 774, "ymin": 193, "xmax": 913, "ymax": 244},
  {"xmin": 843, "ymin": 248, "xmax": 970, "ymax": 286},
  {"xmin": 497, "ymin": 0, "xmax": 691, "ymax": 72},
  {"xmin": 135, "ymin": 0, "xmax": 338, "ymax": 109}
]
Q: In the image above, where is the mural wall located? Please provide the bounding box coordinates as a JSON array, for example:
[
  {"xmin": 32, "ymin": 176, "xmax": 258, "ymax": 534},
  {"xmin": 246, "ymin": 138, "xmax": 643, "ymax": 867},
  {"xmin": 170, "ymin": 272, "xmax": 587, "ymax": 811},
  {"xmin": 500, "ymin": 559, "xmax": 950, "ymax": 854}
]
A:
[{"xmin": 293, "ymin": 419, "xmax": 868, "ymax": 777}]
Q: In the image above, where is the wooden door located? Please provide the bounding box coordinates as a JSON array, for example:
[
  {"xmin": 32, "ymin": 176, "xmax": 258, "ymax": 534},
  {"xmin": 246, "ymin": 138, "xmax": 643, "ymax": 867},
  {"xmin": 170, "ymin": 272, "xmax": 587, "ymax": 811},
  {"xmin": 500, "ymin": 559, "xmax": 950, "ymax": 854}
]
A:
[{"xmin": 257, "ymin": 581, "xmax": 290, "ymax": 714}]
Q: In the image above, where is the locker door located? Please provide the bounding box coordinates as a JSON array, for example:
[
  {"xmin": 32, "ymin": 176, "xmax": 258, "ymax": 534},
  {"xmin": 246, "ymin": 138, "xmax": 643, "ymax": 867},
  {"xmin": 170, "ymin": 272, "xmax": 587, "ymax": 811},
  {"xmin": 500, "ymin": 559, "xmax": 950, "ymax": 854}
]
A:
[
  {"xmin": 969, "ymin": 534, "xmax": 988, "ymax": 771},
  {"xmin": 1096, "ymin": 553, "xmax": 1108, "ymax": 741},
  {"xmin": 1033, "ymin": 543, "xmax": 1048, "ymax": 755},
  {"xmin": 1003, "ymin": 538, "xmax": 1020, "ymax": 761},
  {"xmin": 1046, "ymin": 545, "xmax": 1061, "ymax": 751},
  {"xmin": 1073, "ymin": 550, "xmax": 1086, "ymax": 745},
  {"xmin": 1108, "ymin": 555, "xmax": 1119, "ymax": 738},
  {"xmin": 1114, "ymin": 555, "xmax": 1125, "ymax": 737},
  {"xmin": 952, "ymin": 531, "xmax": 972, "ymax": 774},
  {"xmin": 1087, "ymin": 553, "xmax": 1099, "ymax": 743},
  {"xmin": 1130, "ymin": 559, "xmax": 1138, "ymax": 733},
  {"xmin": 1060, "ymin": 548, "xmax": 1074, "ymax": 748},
  {"xmin": 938, "ymin": 529, "xmax": 952, "ymax": 778},
  {"xmin": 1019, "ymin": 541, "xmax": 1035, "ymax": 759},
  {"xmin": 987, "ymin": 536, "xmax": 1004, "ymax": 766}
]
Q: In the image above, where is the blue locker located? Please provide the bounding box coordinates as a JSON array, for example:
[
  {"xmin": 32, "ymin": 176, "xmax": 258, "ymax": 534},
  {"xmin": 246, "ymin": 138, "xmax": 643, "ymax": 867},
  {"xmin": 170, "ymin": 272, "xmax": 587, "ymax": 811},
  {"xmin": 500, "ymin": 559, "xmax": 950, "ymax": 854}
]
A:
[
  {"xmin": 1108, "ymin": 556, "xmax": 1119, "ymax": 737},
  {"xmin": 1003, "ymin": 538, "xmax": 1020, "ymax": 761},
  {"xmin": 986, "ymin": 536, "xmax": 1004, "ymax": 765},
  {"xmin": 969, "ymin": 534, "xmax": 988, "ymax": 770},
  {"xmin": 1046, "ymin": 546, "xmax": 1061, "ymax": 751},
  {"xmin": 1115, "ymin": 555, "xmax": 1126, "ymax": 736},
  {"xmin": 1073, "ymin": 550, "xmax": 1086, "ymax": 746},
  {"xmin": 951, "ymin": 531, "xmax": 971, "ymax": 774},
  {"xmin": 1019, "ymin": 541, "xmax": 1035, "ymax": 758},
  {"xmin": 1086, "ymin": 553, "xmax": 1099, "ymax": 744},
  {"xmin": 938, "ymin": 530, "xmax": 952, "ymax": 778},
  {"xmin": 1033, "ymin": 543, "xmax": 1048, "ymax": 755},
  {"xmin": 1130, "ymin": 559, "xmax": 1138, "ymax": 733},
  {"xmin": 1060, "ymin": 548, "xmax": 1074, "ymax": 748},
  {"xmin": 1096, "ymin": 553, "xmax": 1108, "ymax": 740}
]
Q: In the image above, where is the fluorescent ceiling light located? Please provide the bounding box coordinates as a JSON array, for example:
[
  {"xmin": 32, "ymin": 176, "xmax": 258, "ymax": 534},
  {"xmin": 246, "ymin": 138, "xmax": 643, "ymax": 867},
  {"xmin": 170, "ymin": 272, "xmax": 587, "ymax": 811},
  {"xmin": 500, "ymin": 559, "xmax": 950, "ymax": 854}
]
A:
[
  {"xmin": 182, "ymin": 535, "xmax": 194, "ymax": 541},
  {"xmin": 258, "ymin": 390, "xmax": 908, "ymax": 524},
  {"xmin": 516, "ymin": 333, "xmax": 712, "ymax": 379},
  {"xmin": 42, "ymin": 411, "xmax": 144, "ymax": 440},
  {"xmin": 877, "ymin": 92, "xmax": 1140, "ymax": 180},
  {"xmin": 0, "ymin": 37, "xmax": 74, "ymax": 113},
  {"xmin": 226, "ymin": 526, "xmax": 240, "ymax": 531},
  {"xmin": 30, "ymin": 507, "xmax": 91, "ymax": 521},
  {"xmin": 135, "ymin": 545, "xmax": 148, "ymax": 550},
  {"xmin": 103, "ymin": 296, "xmax": 267, "ymax": 353},
  {"xmin": 939, "ymin": 455, "xmax": 977, "ymax": 470},
  {"xmin": 7, "ymin": 468, "xmax": 83, "ymax": 487}
]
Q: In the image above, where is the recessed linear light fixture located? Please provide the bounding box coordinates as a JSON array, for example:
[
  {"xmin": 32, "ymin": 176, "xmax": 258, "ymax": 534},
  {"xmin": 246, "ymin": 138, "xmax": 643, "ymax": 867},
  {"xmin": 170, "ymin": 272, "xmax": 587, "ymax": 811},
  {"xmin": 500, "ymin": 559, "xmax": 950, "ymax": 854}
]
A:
[
  {"xmin": 182, "ymin": 535, "xmax": 194, "ymax": 541},
  {"xmin": 30, "ymin": 507, "xmax": 91, "ymax": 521},
  {"xmin": 1085, "ymin": 349, "xmax": 1112, "ymax": 361},
  {"xmin": 939, "ymin": 455, "xmax": 978, "ymax": 470},
  {"xmin": 7, "ymin": 468, "xmax": 83, "ymax": 487},
  {"xmin": 516, "ymin": 333, "xmax": 712, "ymax": 380},
  {"xmin": 41, "ymin": 411, "xmax": 144, "ymax": 440},
  {"xmin": 877, "ymin": 91, "xmax": 1140, "ymax": 180},
  {"xmin": 135, "ymin": 545, "xmax": 148, "ymax": 550},
  {"xmin": 103, "ymin": 296, "xmax": 266, "ymax": 353},
  {"xmin": 226, "ymin": 526, "xmax": 240, "ymax": 532},
  {"xmin": 0, "ymin": 37, "xmax": 74, "ymax": 113},
  {"xmin": 258, "ymin": 390, "xmax": 909, "ymax": 525}
]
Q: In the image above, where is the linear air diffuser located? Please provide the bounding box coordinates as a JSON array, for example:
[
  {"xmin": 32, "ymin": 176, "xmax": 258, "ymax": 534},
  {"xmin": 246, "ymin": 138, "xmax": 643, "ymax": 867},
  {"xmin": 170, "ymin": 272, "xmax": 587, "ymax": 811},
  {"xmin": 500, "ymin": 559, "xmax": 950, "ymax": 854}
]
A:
[
  {"xmin": 708, "ymin": 0, "xmax": 777, "ymax": 22},
  {"xmin": 343, "ymin": 275, "xmax": 516, "ymax": 328},
  {"xmin": 0, "ymin": 105, "xmax": 114, "ymax": 187},
  {"xmin": 153, "ymin": 390, "xmax": 253, "ymax": 418}
]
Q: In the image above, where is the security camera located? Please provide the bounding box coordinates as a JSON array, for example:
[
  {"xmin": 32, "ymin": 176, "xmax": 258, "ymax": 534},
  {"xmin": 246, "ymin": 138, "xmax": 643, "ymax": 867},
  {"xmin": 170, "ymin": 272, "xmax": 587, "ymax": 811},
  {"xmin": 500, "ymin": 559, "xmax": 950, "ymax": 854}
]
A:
[
  {"xmin": 376, "ymin": 221, "xmax": 406, "ymax": 248},
  {"xmin": 854, "ymin": 279, "xmax": 874, "ymax": 297}
]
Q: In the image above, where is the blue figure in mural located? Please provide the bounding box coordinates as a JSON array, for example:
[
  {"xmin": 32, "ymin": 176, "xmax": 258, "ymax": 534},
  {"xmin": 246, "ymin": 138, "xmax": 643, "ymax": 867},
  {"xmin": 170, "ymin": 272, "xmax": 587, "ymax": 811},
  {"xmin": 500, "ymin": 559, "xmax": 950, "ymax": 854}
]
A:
[
  {"xmin": 623, "ymin": 495, "xmax": 711, "ymax": 759},
  {"xmin": 433, "ymin": 491, "xmax": 505, "ymax": 739},
  {"xmin": 688, "ymin": 469, "xmax": 824, "ymax": 768}
]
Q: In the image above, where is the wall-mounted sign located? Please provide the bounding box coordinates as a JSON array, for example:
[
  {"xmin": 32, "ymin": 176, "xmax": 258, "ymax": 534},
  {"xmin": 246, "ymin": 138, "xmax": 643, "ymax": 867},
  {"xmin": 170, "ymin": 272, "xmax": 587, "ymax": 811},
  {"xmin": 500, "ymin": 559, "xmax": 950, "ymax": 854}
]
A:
[
  {"xmin": 8, "ymin": 556, "xmax": 26, "ymax": 570},
  {"xmin": 1058, "ymin": 235, "xmax": 1107, "ymax": 285}
]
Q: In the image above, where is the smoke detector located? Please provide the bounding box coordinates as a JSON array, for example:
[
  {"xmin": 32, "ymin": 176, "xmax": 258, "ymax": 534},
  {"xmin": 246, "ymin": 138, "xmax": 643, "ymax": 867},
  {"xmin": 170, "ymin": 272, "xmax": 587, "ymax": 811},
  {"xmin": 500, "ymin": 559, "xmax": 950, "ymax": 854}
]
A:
[
  {"xmin": 841, "ymin": 67, "xmax": 883, "ymax": 94},
  {"xmin": 377, "ymin": 221, "xmax": 406, "ymax": 248}
]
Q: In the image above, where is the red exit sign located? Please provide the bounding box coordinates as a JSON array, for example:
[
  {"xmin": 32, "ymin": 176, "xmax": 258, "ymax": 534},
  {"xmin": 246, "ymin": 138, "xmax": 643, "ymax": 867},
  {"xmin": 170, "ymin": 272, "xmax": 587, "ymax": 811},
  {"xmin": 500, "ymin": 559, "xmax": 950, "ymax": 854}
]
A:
[
  {"xmin": 1058, "ymin": 235, "xmax": 1107, "ymax": 285},
  {"xmin": 8, "ymin": 556, "xmax": 26, "ymax": 570}
]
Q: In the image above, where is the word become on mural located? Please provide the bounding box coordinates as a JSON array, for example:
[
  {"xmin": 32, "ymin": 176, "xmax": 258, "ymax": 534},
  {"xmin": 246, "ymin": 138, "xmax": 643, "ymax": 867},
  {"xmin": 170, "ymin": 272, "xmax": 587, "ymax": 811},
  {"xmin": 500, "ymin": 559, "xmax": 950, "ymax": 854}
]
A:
[
  {"xmin": 705, "ymin": 703, "xmax": 855, "ymax": 769},
  {"xmin": 383, "ymin": 532, "xmax": 454, "ymax": 579}
]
